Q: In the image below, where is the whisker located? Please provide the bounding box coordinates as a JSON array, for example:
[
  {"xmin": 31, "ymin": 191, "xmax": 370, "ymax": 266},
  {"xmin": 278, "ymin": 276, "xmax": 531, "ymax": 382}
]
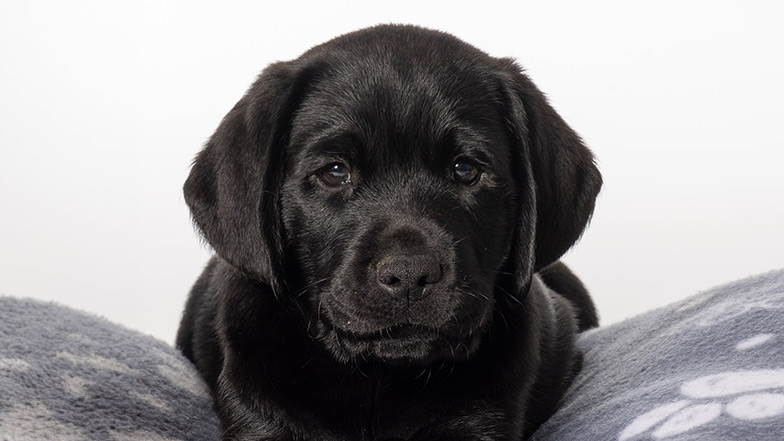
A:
[
  {"xmin": 446, "ymin": 363, "xmax": 455, "ymax": 379},
  {"xmin": 494, "ymin": 303, "xmax": 510, "ymax": 331},
  {"xmin": 452, "ymin": 236, "xmax": 470, "ymax": 247},
  {"xmin": 448, "ymin": 203, "xmax": 480, "ymax": 224},
  {"xmin": 294, "ymin": 277, "xmax": 333, "ymax": 299},
  {"xmin": 422, "ymin": 367, "xmax": 433, "ymax": 389},
  {"xmin": 495, "ymin": 283, "xmax": 525, "ymax": 308},
  {"xmin": 460, "ymin": 286, "xmax": 491, "ymax": 302},
  {"xmin": 300, "ymin": 356, "xmax": 315, "ymax": 370}
]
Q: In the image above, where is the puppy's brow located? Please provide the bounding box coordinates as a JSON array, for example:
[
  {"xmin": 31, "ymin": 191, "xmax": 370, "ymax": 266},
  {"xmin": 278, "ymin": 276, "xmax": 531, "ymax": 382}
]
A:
[
  {"xmin": 302, "ymin": 133, "xmax": 360, "ymax": 160},
  {"xmin": 449, "ymin": 127, "xmax": 494, "ymax": 164}
]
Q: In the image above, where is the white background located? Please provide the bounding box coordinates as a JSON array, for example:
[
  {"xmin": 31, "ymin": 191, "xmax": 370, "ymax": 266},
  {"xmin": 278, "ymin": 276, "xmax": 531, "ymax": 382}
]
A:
[{"xmin": 1, "ymin": 1, "xmax": 782, "ymax": 344}]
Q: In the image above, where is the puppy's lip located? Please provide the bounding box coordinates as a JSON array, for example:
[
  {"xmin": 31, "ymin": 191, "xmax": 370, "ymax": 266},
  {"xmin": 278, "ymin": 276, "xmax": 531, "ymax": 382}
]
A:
[
  {"xmin": 332, "ymin": 322, "xmax": 484, "ymax": 364},
  {"xmin": 332, "ymin": 323, "xmax": 484, "ymax": 356},
  {"xmin": 334, "ymin": 323, "xmax": 446, "ymax": 342}
]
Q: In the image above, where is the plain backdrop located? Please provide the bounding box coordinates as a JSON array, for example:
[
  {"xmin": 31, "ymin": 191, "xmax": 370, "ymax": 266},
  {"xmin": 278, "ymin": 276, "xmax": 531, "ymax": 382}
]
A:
[{"xmin": 1, "ymin": 0, "xmax": 782, "ymax": 344}]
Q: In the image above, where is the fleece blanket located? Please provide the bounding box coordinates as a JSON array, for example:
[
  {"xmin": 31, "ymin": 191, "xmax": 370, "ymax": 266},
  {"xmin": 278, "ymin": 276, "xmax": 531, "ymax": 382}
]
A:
[
  {"xmin": 532, "ymin": 268, "xmax": 784, "ymax": 440},
  {"xmin": 1, "ymin": 268, "xmax": 782, "ymax": 440},
  {"xmin": 0, "ymin": 298, "xmax": 219, "ymax": 440}
]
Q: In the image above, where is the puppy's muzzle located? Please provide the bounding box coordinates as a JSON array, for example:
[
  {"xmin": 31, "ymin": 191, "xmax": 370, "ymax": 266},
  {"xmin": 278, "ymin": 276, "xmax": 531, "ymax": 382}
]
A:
[{"xmin": 376, "ymin": 254, "xmax": 443, "ymax": 302}]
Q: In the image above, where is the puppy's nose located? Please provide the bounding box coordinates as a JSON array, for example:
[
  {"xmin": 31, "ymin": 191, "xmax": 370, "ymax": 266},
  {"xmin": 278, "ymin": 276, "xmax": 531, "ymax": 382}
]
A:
[{"xmin": 376, "ymin": 254, "xmax": 442, "ymax": 301}]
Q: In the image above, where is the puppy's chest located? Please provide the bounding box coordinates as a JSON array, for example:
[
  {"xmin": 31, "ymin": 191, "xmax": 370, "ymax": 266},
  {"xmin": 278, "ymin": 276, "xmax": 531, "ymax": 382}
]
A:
[
  {"xmin": 365, "ymin": 382, "xmax": 437, "ymax": 439},
  {"xmin": 287, "ymin": 376, "xmax": 441, "ymax": 440}
]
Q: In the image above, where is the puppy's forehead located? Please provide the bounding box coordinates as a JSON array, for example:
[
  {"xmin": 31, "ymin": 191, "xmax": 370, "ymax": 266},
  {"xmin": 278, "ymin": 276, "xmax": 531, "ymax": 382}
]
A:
[{"xmin": 289, "ymin": 27, "xmax": 507, "ymax": 162}]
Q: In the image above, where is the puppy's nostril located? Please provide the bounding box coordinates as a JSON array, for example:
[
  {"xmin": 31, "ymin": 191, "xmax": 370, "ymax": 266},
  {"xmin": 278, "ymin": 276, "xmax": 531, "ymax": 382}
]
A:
[
  {"xmin": 418, "ymin": 265, "xmax": 442, "ymax": 286},
  {"xmin": 382, "ymin": 275, "xmax": 402, "ymax": 287},
  {"xmin": 376, "ymin": 255, "xmax": 443, "ymax": 300}
]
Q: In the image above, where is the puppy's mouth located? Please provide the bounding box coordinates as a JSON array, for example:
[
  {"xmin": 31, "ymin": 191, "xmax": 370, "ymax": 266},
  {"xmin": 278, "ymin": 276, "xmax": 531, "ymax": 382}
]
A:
[{"xmin": 329, "ymin": 322, "xmax": 483, "ymax": 365}]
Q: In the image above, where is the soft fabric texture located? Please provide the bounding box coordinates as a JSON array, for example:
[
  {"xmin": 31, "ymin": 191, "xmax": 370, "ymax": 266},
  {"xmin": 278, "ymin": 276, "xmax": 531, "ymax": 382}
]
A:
[
  {"xmin": 0, "ymin": 298, "xmax": 219, "ymax": 441},
  {"xmin": 1, "ymin": 269, "xmax": 782, "ymax": 440},
  {"xmin": 532, "ymin": 268, "xmax": 784, "ymax": 440}
]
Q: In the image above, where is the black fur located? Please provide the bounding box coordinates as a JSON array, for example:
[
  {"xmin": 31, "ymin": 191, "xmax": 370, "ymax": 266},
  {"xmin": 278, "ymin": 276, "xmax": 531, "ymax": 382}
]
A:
[{"xmin": 177, "ymin": 24, "xmax": 601, "ymax": 441}]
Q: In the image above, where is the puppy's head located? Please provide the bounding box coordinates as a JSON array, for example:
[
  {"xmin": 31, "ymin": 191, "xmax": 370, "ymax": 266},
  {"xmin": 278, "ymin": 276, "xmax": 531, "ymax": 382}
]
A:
[{"xmin": 184, "ymin": 25, "xmax": 601, "ymax": 365}]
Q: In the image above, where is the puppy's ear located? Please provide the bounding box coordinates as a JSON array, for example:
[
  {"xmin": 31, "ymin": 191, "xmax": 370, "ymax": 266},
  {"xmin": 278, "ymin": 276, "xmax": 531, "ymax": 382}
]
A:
[
  {"xmin": 498, "ymin": 59, "xmax": 602, "ymax": 272},
  {"xmin": 184, "ymin": 62, "xmax": 308, "ymax": 290}
]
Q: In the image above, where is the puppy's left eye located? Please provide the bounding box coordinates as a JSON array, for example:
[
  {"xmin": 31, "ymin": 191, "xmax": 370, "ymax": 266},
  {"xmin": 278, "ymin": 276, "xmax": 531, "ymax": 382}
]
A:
[
  {"xmin": 320, "ymin": 163, "xmax": 352, "ymax": 186},
  {"xmin": 453, "ymin": 161, "xmax": 481, "ymax": 185}
]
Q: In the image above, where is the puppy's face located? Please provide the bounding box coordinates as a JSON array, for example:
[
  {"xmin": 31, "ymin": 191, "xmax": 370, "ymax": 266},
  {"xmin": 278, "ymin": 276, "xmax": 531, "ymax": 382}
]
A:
[
  {"xmin": 184, "ymin": 25, "xmax": 601, "ymax": 368},
  {"xmin": 281, "ymin": 53, "xmax": 518, "ymax": 364}
]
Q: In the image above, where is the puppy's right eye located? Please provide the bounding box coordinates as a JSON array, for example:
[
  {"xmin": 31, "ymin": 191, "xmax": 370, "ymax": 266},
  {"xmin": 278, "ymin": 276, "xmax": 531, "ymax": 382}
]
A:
[
  {"xmin": 453, "ymin": 160, "xmax": 481, "ymax": 185},
  {"xmin": 319, "ymin": 163, "xmax": 351, "ymax": 186}
]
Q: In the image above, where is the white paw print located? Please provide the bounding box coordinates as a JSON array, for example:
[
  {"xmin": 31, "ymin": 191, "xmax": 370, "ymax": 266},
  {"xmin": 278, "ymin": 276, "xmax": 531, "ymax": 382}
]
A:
[{"xmin": 619, "ymin": 335, "xmax": 783, "ymax": 440}]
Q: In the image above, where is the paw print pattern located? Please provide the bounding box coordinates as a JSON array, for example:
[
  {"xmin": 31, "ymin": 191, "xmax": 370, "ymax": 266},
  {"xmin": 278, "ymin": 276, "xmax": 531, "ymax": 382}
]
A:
[
  {"xmin": 619, "ymin": 335, "xmax": 784, "ymax": 440},
  {"xmin": 0, "ymin": 297, "xmax": 221, "ymax": 441}
]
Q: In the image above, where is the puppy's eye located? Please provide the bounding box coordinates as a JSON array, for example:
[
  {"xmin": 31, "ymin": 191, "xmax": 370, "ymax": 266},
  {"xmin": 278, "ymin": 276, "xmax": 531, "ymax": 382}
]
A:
[
  {"xmin": 453, "ymin": 161, "xmax": 481, "ymax": 185},
  {"xmin": 320, "ymin": 163, "xmax": 351, "ymax": 186}
]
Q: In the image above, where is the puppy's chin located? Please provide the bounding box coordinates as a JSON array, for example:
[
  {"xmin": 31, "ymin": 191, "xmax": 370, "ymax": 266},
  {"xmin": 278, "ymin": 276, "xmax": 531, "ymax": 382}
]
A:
[
  {"xmin": 325, "ymin": 323, "xmax": 485, "ymax": 366},
  {"xmin": 313, "ymin": 284, "xmax": 497, "ymax": 365}
]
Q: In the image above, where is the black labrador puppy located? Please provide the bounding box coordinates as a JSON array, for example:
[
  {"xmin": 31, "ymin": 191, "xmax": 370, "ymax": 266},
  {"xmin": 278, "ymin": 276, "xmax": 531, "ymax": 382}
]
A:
[{"xmin": 177, "ymin": 24, "xmax": 601, "ymax": 441}]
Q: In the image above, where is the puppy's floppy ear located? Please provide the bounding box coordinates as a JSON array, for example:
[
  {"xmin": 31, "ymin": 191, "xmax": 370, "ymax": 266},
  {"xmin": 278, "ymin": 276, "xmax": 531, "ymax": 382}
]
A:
[
  {"xmin": 184, "ymin": 61, "xmax": 308, "ymax": 290},
  {"xmin": 498, "ymin": 59, "xmax": 602, "ymax": 272}
]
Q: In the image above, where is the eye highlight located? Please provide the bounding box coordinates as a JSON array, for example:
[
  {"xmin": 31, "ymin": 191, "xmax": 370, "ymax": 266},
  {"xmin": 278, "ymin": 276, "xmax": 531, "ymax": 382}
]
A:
[
  {"xmin": 452, "ymin": 161, "xmax": 481, "ymax": 185},
  {"xmin": 319, "ymin": 163, "xmax": 351, "ymax": 186}
]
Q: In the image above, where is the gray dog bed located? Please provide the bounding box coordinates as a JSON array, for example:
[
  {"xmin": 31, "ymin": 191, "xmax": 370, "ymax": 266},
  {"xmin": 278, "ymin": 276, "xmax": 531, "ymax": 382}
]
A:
[
  {"xmin": 0, "ymin": 300, "xmax": 219, "ymax": 440},
  {"xmin": 2, "ymin": 269, "xmax": 783, "ymax": 440}
]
